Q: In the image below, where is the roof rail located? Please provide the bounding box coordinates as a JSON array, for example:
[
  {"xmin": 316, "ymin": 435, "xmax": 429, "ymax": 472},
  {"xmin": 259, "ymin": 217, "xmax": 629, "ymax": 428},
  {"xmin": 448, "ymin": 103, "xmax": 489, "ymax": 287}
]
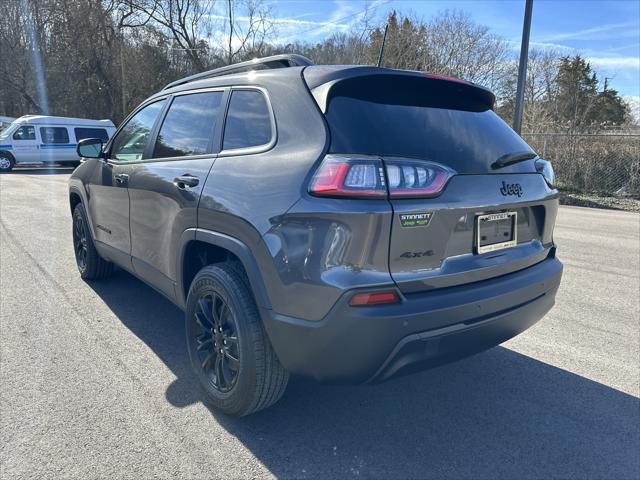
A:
[{"xmin": 162, "ymin": 54, "xmax": 314, "ymax": 91}]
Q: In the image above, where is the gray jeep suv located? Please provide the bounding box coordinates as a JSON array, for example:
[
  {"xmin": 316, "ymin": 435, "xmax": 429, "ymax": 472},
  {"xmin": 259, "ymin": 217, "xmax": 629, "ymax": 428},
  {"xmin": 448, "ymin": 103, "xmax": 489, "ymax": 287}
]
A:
[{"xmin": 69, "ymin": 54, "xmax": 563, "ymax": 417}]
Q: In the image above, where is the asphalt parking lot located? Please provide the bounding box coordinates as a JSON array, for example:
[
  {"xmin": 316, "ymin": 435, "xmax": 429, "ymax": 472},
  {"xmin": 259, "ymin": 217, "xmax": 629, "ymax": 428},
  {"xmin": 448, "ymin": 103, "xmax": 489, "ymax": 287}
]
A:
[{"xmin": 1, "ymin": 168, "xmax": 639, "ymax": 479}]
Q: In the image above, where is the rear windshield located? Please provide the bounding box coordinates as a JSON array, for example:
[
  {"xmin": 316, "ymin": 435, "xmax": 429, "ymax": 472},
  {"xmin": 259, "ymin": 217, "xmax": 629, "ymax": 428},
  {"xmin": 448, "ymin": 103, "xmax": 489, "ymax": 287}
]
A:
[{"xmin": 324, "ymin": 75, "xmax": 534, "ymax": 172}]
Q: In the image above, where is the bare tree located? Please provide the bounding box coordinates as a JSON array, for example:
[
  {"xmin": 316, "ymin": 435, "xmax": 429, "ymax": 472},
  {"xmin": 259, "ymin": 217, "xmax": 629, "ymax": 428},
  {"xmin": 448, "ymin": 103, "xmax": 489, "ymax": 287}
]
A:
[
  {"xmin": 222, "ymin": 0, "xmax": 276, "ymax": 64},
  {"xmin": 121, "ymin": 0, "xmax": 215, "ymax": 70},
  {"xmin": 424, "ymin": 10, "xmax": 510, "ymax": 90}
]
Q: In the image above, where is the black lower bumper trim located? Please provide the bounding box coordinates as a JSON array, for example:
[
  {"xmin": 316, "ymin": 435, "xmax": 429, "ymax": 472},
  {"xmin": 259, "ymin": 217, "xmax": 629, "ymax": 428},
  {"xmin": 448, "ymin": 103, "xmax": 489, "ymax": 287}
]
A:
[{"xmin": 368, "ymin": 291, "xmax": 552, "ymax": 383}]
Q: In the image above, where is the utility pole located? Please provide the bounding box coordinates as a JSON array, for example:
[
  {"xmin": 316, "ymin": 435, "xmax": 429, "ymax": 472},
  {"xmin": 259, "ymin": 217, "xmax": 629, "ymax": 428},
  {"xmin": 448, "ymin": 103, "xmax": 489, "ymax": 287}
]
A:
[
  {"xmin": 513, "ymin": 0, "xmax": 533, "ymax": 134},
  {"xmin": 120, "ymin": 32, "xmax": 126, "ymax": 117},
  {"xmin": 228, "ymin": 0, "xmax": 233, "ymax": 65},
  {"xmin": 377, "ymin": 23, "xmax": 389, "ymax": 67}
]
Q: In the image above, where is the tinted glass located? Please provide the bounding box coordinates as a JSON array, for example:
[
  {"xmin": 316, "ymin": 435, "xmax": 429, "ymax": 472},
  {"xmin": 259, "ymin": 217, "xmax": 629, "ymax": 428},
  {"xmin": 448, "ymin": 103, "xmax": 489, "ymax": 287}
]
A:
[
  {"xmin": 40, "ymin": 127, "xmax": 70, "ymax": 144},
  {"xmin": 154, "ymin": 91, "xmax": 223, "ymax": 158},
  {"xmin": 111, "ymin": 99, "xmax": 166, "ymax": 161},
  {"xmin": 325, "ymin": 76, "xmax": 534, "ymax": 172},
  {"xmin": 13, "ymin": 126, "xmax": 36, "ymax": 140},
  {"xmin": 75, "ymin": 127, "xmax": 109, "ymax": 142},
  {"xmin": 223, "ymin": 90, "xmax": 272, "ymax": 150}
]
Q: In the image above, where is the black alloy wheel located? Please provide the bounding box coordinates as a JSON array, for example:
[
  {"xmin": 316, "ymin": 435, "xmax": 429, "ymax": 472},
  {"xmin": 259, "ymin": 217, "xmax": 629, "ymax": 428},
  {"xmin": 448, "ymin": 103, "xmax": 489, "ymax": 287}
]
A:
[
  {"xmin": 73, "ymin": 211, "xmax": 89, "ymax": 272},
  {"xmin": 191, "ymin": 292, "xmax": 241, "ymax": 393},
  {"xmin": 185, "ymin": 264, "xmax": 289, "ymax": 417}
]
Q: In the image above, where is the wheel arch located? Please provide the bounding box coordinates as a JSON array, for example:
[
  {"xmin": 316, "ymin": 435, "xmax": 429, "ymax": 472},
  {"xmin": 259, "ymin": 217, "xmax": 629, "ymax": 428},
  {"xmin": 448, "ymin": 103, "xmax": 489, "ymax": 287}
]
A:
[
  {"xmin": 0, "ymin": 149, "xmax": 15, "ymax": 160},
  {"xmin": 177, "ymin": 228, "xmax": 272, "ymax": 311}
]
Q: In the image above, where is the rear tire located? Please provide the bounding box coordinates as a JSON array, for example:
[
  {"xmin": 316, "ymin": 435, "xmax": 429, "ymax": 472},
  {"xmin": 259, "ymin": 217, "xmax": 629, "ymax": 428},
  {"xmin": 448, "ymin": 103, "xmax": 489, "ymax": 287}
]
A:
[
  {"xmin": 72, "ymin": 203, "xmax": 114, "ymax": 280},
  {"xmin": 185, "ymin": 263, "xmax": 289, "ymax": 417},
  {"xmin": 0, "ymin": 152, "xmax": 14, "ymax": 172}
]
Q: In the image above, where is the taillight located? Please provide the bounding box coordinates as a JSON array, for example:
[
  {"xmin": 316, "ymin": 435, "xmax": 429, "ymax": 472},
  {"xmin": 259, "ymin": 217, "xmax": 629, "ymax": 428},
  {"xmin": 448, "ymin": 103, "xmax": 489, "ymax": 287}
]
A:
[
  {"xmin": 309, "ymin": 155, "xmax": 455, "ymax": 199},
  {"xmin": 385, "ymin": 158, "xmax": 455, "ymax": 198},
  {"xmin": 309, "ymin": 155, "xmax": 386, "ymax": 198}
]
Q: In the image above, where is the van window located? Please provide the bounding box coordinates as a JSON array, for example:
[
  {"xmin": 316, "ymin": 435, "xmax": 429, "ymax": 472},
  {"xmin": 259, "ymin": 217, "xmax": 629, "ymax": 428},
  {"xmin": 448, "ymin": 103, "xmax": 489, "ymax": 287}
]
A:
[
  {"xmin": 222, "ymin": 90, "xmax": 272, "ymax": 150},
  {"xmin": 13, "ymin": 126, "xmax": 36, "ymax": 141},
  {"xmin": 111, "ymin": 99, "xmax": 167, "ymax": 162},
  {"xmin": 154, "ymin": 91, "xmax": 224, "ymax": 158},
  {"xmin": 40, "ymin": 127, "xmax": 70, "ymax": 144},
  {"xmin": 75, "ymin": 128, "xmax": 109, "ymax": 142}
]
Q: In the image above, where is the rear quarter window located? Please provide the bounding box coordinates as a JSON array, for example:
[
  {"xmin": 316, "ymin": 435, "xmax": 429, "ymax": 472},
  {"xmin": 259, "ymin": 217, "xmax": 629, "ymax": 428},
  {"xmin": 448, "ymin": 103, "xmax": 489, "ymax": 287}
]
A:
[{"xmin": 222, "ymin": 90, "xmax": 272, "ymax": 151}]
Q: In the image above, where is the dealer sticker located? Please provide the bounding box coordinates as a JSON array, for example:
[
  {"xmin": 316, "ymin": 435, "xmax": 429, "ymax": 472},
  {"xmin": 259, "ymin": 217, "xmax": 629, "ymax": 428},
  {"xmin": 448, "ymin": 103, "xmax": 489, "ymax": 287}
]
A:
[{"xmin": 399, "ymin": 212, "xmax": 433, "ymax": 227}]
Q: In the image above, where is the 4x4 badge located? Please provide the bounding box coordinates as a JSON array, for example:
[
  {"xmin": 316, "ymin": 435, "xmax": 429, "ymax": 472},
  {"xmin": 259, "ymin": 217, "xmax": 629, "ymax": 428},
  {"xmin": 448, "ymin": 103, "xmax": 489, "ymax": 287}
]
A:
[{"xmin": 399, "ymin": 212, "xmax": 433, "ymax": 227}]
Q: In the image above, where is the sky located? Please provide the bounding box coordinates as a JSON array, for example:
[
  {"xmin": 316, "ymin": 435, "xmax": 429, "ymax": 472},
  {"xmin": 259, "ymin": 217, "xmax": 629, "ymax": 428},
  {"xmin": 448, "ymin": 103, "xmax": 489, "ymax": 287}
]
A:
[{"xmin": 255, "ymin": 0, "xmax": 640, "ymax": 104}]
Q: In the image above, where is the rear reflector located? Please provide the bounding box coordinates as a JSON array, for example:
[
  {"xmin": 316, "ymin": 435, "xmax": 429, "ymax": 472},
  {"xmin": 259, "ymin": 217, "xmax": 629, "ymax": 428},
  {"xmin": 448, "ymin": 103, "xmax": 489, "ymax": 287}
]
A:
[
  {"xmin": 309, "ymin": 155, "xmax": 455, "ymax": 199},
  {"xmin": 349, "ymin": 291, "xmax": 400, "ymax": 306}
]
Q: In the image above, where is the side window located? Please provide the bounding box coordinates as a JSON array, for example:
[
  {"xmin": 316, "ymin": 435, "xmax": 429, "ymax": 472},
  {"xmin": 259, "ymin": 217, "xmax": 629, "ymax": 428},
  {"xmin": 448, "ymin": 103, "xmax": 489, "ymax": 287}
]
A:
[
  {"xmin": 222, "ymin": 90, "xmax": 272, "ymax": 151},
  {"xmin": 110, "ymin": 99, "xmax": 166, "ymax": 162},
  {"xmin": 74, "ymin": 128, "xmax": 109, "ymax": 142},
  {"xmin": 154, "ymin": 91, "xmax": 224, "ymax": 159},
  {"xmin": 13, "ymin": 126, "xmax": 36, "ymax": 141},
  {"xmin": 40, "ymin": 127, "xmax": 69, "ymax": 144}
]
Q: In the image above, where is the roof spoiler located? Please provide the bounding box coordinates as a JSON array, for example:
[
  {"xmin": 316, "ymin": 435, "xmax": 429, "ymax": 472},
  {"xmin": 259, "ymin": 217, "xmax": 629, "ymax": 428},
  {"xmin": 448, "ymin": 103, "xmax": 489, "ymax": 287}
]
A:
[
  {"xmin": 163, "ymin": 54, "xmax": 314, "ymax": 91},
  {"xmin": 304, "ymin": 67, "xmax": 496, "ymax": 113}
]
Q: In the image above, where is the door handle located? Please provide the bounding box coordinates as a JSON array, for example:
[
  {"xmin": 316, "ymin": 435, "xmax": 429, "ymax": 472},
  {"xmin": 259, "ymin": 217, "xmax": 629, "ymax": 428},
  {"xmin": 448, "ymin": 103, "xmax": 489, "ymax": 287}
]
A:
[
  {"xmin": 174, "ymin": 175, "xmax": 199, "ymax": 189},
  {"xmin": 115, "ymin": 173, "xmax": 129, "ymax": 185}
]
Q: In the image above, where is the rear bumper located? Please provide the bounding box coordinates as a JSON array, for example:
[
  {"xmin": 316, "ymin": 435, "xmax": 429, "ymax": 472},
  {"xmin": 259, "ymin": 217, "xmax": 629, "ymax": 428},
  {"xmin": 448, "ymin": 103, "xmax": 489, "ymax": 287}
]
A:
[{"xmin": 262, "ymin": 254, "xmax": 563, "ymax": 383}]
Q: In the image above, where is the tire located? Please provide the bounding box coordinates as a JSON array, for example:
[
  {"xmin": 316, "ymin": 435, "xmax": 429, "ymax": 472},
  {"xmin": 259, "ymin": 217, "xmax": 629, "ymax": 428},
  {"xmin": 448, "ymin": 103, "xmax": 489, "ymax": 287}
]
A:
[
  {"xmin": 0, "ymin": 152, "xmax": 14, "ymax": 172},
  {"xmin": 72, "ymin": 203, "xmax": 114, "ymax": 280},
  {"xmin": 185, "ymin": 263, "xmax": 289, "ymax": 417}
]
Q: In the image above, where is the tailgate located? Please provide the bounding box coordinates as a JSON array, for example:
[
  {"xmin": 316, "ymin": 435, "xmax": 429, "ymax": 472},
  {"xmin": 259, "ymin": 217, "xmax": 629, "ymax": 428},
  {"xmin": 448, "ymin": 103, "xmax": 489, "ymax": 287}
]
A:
[{"xmin": 388, "ymin": 173, "xmax": 558, "ymax": 293}]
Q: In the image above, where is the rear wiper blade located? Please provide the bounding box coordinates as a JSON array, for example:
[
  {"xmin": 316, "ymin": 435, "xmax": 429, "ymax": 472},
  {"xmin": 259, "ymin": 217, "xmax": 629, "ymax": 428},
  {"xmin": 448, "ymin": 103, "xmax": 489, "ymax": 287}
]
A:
[{"xmin": 491, "ymin": 151, "xmax": 537, "ymax": 169}]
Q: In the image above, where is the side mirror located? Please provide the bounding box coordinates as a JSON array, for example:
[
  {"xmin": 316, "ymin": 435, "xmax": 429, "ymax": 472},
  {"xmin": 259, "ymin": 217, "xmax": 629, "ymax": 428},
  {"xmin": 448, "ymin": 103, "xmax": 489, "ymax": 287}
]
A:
[{"xmin": 77, "ymin": 138, "xmax": 104, "ymax": 159}]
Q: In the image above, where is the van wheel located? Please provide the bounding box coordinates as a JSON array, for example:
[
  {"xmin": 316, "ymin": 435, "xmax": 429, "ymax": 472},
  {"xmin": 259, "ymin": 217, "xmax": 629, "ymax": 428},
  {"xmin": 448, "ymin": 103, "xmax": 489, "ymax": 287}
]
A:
[
  {"xmin": 185, "ymin": 263, "xmax": 289, "ymax": 417},
  {"xmin": 72, "ymin": 203, "xmax": 114, "ymax": 280},
  {"xmin": 0, "ymin": 153, "xmax": 14, "ymax": 172}
]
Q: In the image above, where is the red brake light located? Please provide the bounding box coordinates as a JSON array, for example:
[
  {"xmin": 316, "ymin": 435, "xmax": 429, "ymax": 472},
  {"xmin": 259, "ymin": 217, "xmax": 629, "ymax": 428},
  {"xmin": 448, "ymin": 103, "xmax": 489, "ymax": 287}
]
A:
[
  {"xmin": 422, "ymin": 72, "xmax": 470, "ymax": 85},
  {"xmin": 309, "ymin": 155, "xmax": 387, "ymax": 198},
  {"xmin": 349, "ymin": 290, "xmax": 400, "ymax": 306},
  {"xmin": 309, "ymin": 156, "xmax": 455, "ymax": 199}
]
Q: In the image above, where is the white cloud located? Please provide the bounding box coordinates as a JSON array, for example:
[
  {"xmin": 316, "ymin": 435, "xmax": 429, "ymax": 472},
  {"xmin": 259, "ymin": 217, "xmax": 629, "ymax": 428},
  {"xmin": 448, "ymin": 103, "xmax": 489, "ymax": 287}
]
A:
[
  {"xmin": 540, "ymin": 21, "xmax": 639, "ymax": 42},
  {"xmin": 275, "ymin": 0, "xmax": 389, "ymax": 42},
  {"xmin": 588, "ymin": 57, "xmax": 640, "ymax": 69}
]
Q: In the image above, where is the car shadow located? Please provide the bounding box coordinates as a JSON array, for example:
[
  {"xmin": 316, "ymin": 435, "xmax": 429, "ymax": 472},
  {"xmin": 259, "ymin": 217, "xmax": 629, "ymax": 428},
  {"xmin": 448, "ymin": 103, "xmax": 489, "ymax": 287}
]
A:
[{"xmin": 88, "ymin": 269, "xmax": 640, "ymax": 479}]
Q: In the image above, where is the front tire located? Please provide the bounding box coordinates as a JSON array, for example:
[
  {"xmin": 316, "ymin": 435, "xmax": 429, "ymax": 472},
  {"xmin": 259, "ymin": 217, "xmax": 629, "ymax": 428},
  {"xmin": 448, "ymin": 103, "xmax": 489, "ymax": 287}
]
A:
[
  {"xmin": 185, "ymin": 263, "xmax": 289, "ymax": 417},
  {"xmin": 0, "ymin": 153, "xmax": 14, "ymax": 172},
  {"xmin": 72, "ymin": 203, "xmax": 114, "ymax": 280}
]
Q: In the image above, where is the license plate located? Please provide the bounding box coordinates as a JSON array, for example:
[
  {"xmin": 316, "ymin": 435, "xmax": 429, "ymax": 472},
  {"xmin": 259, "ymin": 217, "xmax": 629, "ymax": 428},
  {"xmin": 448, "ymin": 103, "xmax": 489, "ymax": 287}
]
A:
[{"xmin": 476, "ymin": 212, "xmax": 517, "ymax": 254}]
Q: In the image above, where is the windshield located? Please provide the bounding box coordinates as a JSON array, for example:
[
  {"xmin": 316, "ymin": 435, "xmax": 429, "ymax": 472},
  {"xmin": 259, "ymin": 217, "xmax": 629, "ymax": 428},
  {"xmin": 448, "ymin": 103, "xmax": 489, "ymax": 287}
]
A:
[
  {"xmin": 324, "ymin": 75, "xmax": 535, "ymax": 173},
  {"xmin": 0, "ymin": 122, "xmax": 19, "ymax": 140}
]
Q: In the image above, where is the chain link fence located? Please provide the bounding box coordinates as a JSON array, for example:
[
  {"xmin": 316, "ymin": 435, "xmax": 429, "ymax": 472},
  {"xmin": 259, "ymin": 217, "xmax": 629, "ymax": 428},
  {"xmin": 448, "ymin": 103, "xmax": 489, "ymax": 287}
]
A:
[{"xmin": 522, "ymin": 133, "xmax": 640, "ymax": 197}]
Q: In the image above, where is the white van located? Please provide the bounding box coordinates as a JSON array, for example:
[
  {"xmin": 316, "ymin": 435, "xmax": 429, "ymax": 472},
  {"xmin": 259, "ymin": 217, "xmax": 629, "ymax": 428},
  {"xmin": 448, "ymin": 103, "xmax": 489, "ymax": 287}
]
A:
[{"xmin": 0, "ymin": 115, "xmax": 116, "ymax": 172}]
